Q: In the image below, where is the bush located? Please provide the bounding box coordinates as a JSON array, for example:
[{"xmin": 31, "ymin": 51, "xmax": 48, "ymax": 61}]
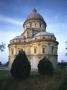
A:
[
  {"xmin": 58, "ymin": 76, "xmax": 67, "ymax": 90},
  {"xmin": 38, "ymin": 57, "xmax": 54, "ymax": 76},
  {"xmin": 10, "ymin": 50, "xmax": 31, "ymax": 80}
]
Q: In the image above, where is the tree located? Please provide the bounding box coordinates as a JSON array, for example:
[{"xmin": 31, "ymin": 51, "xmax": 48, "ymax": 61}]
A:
[
  {"xmin": 38, "ymin": 57, "xmax": 54, "ymax": 76},
  {"xmin": 58, "ymin": 60, "xmax": 67, "ymax": 69},
  {"xmin": 10, "ymin": 50, "xmax": 31, "ymax": 80},
  {"xmin": 0, "ymin": 43, "xmax": 5, "ymax": 64},
  {"xmin": 0, "ymin": 61, "xmax": 2, "ymax": 65},
  {"xmin": 0, "ymin": 42, "xmax": 5, "ymax": 52}
]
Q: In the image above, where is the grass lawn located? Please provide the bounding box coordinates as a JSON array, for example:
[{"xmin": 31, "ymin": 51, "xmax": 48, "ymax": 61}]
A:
[
  {"xmin": 0, "ymin": 70, "xmax": 11, "ymax": 80},
  {"xmin": 0, "ymin": 69, "xmax": 67, "ymax": 90}
]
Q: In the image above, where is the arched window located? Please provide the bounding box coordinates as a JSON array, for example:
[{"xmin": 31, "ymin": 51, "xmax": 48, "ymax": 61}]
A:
[
  {"xmin": 11, "ymin": 49, "xmax": 13, "ymax": 55},
  {"xmin": 42, "ymin": 48, "xmax": 45, "ymax": 53},
  {"xmin": 40, "ymin": 23, "xmax": 41, "ymax": 27},
  {"xmin": 43, "ymin": 37, "xmax": 45, "ymax": 39},
  {"xmin": 34, "ymin": 48, "xmax": 36, "ymax": 54},
  {"xmin": 32, "ymin": 22, "xmax": 35, "ymax": 28},
  {"xmin": 51, "ymin": 46, "xmax": 54, "ymax": 54}
]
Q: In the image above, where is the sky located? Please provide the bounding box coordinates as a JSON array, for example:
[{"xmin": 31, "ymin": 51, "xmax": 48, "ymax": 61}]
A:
[{"xmin": 0, "ymin": 0, "xmax": 67, "ymax": 63}]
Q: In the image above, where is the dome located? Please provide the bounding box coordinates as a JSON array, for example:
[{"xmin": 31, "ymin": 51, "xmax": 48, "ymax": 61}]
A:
[
  {"xmin": 23, "ymin": 9, "xmax": 46, "ymax": 25},
  {"xmin": 26, "ymin": 9, "xmax": 44, "ymax": 21},
  {"xmin": 35, "ymin": 32, "xmax": 54, "ymax": 37}
]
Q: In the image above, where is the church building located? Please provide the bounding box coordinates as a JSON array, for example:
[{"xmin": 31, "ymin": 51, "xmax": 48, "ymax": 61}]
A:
[{"xmin": 8, "ymin": 9, "xmax": 59, "ymax": 70}]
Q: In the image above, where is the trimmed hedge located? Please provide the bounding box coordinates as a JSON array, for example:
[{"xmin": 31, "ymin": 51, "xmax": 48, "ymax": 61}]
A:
[
  {"xmin": 10, "ymin": 50, "xmax": 31, "ymax": 80},
  {"xmin": 38, "ymin": 57, "xmax": 54, "ymax": 76}
]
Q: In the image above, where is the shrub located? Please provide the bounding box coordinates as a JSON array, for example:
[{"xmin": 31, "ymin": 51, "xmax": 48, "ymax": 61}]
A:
[
  {"xmin": 10, "ymin": 50, "xmax": 31, "ymax": 80},
  {"xmin": 38, "ymin": 57, "xmax": 54, "ymax": 76},
  {"xmin": 58, "ymin": 76, "xmax": 67, "ymax": 90}
]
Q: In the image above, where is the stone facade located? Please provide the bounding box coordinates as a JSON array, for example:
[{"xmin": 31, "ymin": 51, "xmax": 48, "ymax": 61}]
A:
[{"xmin": 8, "ymin": 9, "xmax": 58, "ymax": 70}]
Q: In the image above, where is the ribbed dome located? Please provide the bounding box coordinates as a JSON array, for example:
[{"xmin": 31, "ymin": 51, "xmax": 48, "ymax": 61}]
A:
[
  {"xmin": 23, "ymin": 9, "xmax": 47, "ymax": 25},
  {"xmin": 26, "ymin": 9, "xmax": 44, "ymax": 21},
  {"xmin": 22, "ymin": 9, "xmax": 47, "ymax": 30}
]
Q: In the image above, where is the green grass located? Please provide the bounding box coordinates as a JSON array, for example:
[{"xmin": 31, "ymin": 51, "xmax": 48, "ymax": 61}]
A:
[
  {"xmin": 0, "ymin": 70, "xmax": 11, "ymax": 80},
  {"xmin": 0, "ymin": 69, "xmax": 67, "ymax": 90}
]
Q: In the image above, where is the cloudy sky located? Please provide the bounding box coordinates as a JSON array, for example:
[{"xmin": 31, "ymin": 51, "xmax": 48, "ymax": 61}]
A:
[{"xmin": 0, "ymin": 0, "xmax": 67, "ymax": 63}]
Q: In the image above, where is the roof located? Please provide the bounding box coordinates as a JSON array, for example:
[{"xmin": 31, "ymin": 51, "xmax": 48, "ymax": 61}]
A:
[
  {"xmin": 12, "ymin": 35, "xmax": 24, "ymax": 40},
  {"xmin": 35, "ymin": 32, "xmax": 55, "ymax": 37}
]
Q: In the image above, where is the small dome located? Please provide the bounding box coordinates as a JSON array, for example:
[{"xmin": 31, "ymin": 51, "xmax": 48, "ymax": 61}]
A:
[{"xmin": 35, "ymin": 32, "xmax": 54, "ymax": 37}]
